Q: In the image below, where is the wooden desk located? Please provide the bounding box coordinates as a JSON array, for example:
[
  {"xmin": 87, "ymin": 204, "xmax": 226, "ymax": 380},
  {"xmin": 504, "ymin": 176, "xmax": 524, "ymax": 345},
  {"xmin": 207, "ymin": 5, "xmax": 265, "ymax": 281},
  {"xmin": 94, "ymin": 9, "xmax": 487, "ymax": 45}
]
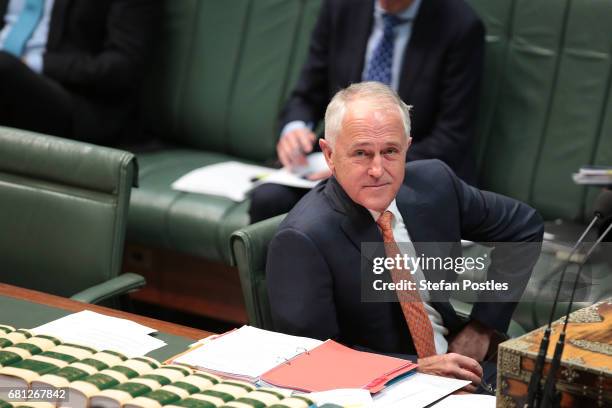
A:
[{"xmin": 0, "ymin": 283, "xmax": 214, "ymax": 360}]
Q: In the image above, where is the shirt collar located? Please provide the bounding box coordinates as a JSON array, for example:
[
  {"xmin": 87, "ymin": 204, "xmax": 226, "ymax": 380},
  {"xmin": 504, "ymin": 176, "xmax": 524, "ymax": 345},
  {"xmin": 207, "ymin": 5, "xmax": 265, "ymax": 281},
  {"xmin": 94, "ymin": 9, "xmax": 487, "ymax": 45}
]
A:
[
  {"xmin": 374, "ymin": 0, "xmax": 422, "ymax": 21},
  {"xmin": 368, "ymin": 199, "xmax": 402, "ymax": 227}
]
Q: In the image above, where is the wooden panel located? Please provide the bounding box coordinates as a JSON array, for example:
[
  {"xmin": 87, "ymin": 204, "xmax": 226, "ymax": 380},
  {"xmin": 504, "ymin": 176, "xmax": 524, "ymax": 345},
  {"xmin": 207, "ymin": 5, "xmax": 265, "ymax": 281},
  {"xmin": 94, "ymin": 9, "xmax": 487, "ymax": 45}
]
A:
[
  {"xmin": 0, "ymin": 283, "xmax": 212, "ymax": 340},
  {"xmin": 123, "ymin": 245, "xmax": 248, "ymax": 324}
]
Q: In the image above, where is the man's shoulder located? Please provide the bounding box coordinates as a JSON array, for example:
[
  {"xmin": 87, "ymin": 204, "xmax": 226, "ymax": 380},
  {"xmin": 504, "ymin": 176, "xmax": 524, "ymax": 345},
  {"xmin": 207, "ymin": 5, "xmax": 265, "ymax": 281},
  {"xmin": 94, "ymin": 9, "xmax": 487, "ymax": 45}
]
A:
[
  {"xmin": 436, "ymin": 0, "xmax": 481, "ymax": 22},
  {"xmin": 405, "ymin": 159, "xmax": 455, "ymax": 182},
  {"xmin": 321, "ymin": 0, "xmax": 372, "ymax": 18},
  {"xmin": 277, "ymin": 181, "xmax": 340, "ymax": 237},
  {"xmin": 426, "ymin": 0, "xmax": 483, "ymax": 35}
]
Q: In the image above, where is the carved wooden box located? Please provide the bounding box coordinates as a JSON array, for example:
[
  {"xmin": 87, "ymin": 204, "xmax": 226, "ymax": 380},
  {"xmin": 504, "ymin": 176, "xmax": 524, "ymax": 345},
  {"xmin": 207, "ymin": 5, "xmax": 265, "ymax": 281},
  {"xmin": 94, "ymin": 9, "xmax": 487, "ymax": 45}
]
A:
[{"xmin": 496, "ymin": 299, "xmax": 612, "ymax": 407}]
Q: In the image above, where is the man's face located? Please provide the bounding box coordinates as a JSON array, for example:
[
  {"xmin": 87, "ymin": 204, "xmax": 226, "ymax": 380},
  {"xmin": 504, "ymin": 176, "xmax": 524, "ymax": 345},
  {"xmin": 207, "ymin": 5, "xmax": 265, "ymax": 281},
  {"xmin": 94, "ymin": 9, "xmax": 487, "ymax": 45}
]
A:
[
  {"xmin": 321, "ymin": 100, "xmax": 410, "ymax": 212},
  {"xmin": 378, "ymin": 0, "xmax": 415, "ymax": 14}
]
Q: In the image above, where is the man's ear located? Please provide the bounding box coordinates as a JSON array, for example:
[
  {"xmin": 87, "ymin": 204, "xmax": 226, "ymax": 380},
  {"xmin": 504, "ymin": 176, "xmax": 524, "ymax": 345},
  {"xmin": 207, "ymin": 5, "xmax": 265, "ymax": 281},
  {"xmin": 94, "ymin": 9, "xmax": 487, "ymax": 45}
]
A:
[
  {"xmin": 319, "ymin": 139, "xmax": 335, "ymax": 172},
  {"xmin": 406, "ymin": 136, "xmax": 412, "ymax": 152}
]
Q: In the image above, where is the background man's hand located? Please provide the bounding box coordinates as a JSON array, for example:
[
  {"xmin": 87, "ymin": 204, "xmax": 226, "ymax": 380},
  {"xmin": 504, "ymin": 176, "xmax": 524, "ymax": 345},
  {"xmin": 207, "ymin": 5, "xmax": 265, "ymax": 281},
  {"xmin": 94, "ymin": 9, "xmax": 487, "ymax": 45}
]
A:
[
  {"xmin": 306, "ymin": 168, "xmax": 332, "ymax": 181},
  {"xmin": 277, "ymin": 128, "xmax": 316, "ymax": 168},
  {"xmin": 448, "ymin": 320, "xmax": 494, "ymax": 362},
  {"xmin": 417, "ymin": 353, "xmax": 482, "ymax": 393}
]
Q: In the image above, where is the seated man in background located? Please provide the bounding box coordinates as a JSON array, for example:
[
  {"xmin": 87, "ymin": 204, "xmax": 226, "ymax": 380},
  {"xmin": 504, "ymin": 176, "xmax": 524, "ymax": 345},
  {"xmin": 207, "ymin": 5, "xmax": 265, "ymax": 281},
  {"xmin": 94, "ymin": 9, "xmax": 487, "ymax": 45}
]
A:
[
  {"xmin": 249, "ymin": 0, "xmax": 484, "ymax": 223},
  {"xmin": 266, "ymin": 82, "xmax": 543, "ymax": 392},
  {"xmin": 0, "ymin": 0, "xmax": 157, "ymax": 145}
]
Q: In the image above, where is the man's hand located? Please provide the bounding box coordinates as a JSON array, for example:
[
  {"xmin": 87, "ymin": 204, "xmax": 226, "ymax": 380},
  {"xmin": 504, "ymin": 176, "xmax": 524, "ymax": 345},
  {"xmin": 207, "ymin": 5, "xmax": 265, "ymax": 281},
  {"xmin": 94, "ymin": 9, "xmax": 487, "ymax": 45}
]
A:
[
  {"xmin": 277, "ymin": 128, "xmax": 316, "ymax": 168},
  {"xmin": 306, "ymin": 168, "xmax": 332, "ymax": 181},
  {"xmin": 448, "ymin": 320, "xmax": 494, "ymax": 362},
  {"xmin": 417, "ymin": 353, "xmax": 482, "ymax": 393}
]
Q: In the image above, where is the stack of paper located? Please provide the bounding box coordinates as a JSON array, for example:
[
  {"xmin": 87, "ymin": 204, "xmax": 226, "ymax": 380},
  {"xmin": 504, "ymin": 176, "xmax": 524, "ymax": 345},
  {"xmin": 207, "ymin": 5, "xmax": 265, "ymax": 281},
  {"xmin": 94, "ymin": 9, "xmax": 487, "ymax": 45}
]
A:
[
  {"xmin": 171, "ymin": 325, "xmax": 322, "ymax": 382},
  {"xmin": 373, "ymin": 373, "xmax": 470, "ymax": 407},
  {"xmin": 171, "ymin": 153, "xmax": 328, "ymax": 202},
  {"xmin": 31, "ymin": 310, "xmax": 166, "ymax": 357},
  {"xmin": 431, "ymin": 394, "xmax": 496, "ymax": 407},
  {"xmin": 572, "ymin": 165, "xmax": 612, "ymax": 186}
]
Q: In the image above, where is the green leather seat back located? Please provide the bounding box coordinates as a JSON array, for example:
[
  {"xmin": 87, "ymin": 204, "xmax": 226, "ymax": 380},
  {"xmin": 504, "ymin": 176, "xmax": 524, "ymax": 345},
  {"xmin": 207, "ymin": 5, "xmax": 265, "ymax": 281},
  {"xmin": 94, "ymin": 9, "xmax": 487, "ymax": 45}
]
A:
[
  {"xmin": 467, "ymin": 0, "xmax": 612, "ymax": 221},
  {"xmin": 131, "ymin": 0, "xmax": 322, "ymax": 261},
  {"xmin": 0, "ymin": 127, "xmax": 137, "ymax": 297},
  {"xmin": 142, "ymin": 0, "xmax": 322, "ymax": 163},
  {"xmin": 230, "ymin": 215, "xmax": 286, "ymax": 329}
]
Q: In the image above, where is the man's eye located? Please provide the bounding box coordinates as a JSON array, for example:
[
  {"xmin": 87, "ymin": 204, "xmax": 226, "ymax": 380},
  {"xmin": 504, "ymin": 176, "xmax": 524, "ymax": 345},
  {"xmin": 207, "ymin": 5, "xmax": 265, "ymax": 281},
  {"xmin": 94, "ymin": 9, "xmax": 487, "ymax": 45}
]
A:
[
  {"xmin": 384, "ymin": 148, "xmax": 398, "ymax": 155},
  {"xmin": 354, "ymin": 150, "xmax": 366, "ymax": 157}
]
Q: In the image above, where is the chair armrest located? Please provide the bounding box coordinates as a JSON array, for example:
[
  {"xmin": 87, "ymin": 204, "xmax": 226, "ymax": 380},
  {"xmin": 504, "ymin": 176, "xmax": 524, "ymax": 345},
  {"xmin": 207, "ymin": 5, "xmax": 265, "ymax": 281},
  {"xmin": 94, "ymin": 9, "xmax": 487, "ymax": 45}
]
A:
[{"xmin": 70, "ymin": 273, "xmax": 146, "ymax": 304}]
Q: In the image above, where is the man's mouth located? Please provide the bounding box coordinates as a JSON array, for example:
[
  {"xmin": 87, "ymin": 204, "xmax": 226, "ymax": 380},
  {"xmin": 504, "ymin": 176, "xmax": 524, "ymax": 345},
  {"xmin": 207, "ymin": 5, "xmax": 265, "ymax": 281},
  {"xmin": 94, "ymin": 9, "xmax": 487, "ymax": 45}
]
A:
[{"xmin": 364, "ymin": 183, "xmax": 390, "ymax": 188}]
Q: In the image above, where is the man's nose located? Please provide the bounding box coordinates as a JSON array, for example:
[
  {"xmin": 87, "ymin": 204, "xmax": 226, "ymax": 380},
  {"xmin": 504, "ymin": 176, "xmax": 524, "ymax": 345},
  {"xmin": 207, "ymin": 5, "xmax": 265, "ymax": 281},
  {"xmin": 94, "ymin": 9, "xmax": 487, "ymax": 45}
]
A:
[{"xmin": 368, "ymin": 154, "xmax": 384, "ymax": 178}]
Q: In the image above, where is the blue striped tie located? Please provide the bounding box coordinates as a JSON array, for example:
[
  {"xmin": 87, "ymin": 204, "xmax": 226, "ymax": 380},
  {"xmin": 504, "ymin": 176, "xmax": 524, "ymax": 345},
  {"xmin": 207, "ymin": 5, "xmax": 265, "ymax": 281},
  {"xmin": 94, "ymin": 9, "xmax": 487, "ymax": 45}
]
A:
[
  {"xmin": 2, "ymin": 0, "xmax": 45, "ymax": 57},
  {"xmin": 364, "ymin": 13, "xmax": 404, "ymax": 85}
]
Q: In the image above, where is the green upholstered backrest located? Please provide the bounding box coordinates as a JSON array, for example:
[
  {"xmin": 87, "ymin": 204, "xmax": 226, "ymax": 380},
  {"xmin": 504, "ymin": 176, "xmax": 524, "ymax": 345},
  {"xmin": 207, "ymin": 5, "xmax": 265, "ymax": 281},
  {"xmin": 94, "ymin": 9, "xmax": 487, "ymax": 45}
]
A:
[
  {"xmin": 0, "ymin": 127, "xmax": 137, "ymax": 297},
  {"xmin": 230, "ymin": 215, "xmax": 285, "ymax": 329},
  {"xmin": 142, "ymin": 0, "xmax": 322, "ymax": 163},
  {"xmin": 466, "ymin": 0, "xmax": 612, "ymax": 221}
]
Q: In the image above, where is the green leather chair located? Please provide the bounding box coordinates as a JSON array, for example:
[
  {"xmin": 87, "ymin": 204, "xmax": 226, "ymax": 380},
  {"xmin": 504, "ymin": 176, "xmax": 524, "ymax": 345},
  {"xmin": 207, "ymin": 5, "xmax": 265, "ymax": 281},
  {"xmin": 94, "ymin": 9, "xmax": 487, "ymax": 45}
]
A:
[
  {"xmin": 0, "ymin": 127, "xmax": 145, "ymax": 303},
  {"xmin": 230, "ymin": 215, "xmax": 286, "ymax": 330},
  {"xmin": 230, "ymin": 215, "xmax": 527, "ymax": 337}
]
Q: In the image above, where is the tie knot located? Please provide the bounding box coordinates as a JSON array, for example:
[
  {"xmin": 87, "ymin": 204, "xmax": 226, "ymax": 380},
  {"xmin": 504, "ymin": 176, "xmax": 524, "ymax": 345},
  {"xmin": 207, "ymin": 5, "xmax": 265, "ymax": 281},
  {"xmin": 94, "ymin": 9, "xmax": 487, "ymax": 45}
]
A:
[
  {"xmin": 382, "ymin": 13, "xmax": 403, "ymax": 30},
  {"xmin": 376, "ymin": 210, "xmax": 394, "ymax": 233}
]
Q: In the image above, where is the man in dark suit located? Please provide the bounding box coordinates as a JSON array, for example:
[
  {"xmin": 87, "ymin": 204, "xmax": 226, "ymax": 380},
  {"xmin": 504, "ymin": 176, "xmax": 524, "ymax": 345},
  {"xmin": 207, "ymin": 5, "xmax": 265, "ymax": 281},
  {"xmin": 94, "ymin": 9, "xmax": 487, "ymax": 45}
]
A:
[
  {"xmin": 0, "ymin": 0, "xmax": 157, "ymax": 144},
  {"xmin": 250, "ymin": 0, "xmax": 484, "ymax": 223},
  {"xmin": 267, "ymin": 82, "xmax": 543, "ymax": 391}
]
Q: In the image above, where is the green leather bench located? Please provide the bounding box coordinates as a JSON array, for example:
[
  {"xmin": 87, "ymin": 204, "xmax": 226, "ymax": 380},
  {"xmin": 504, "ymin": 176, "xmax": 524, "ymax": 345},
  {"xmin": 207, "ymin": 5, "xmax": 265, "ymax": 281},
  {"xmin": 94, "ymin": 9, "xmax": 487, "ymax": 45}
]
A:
[
  {"xmin": 467, "ymin": 0, "xmax": 612, "ymax": 220},
  {"xmin": 128, "ymin": 0, "xmax": 612, "ymax": 272},
  {"xmin": 127, "ymin": 0, "xmax": 322, "ymax": 263}
]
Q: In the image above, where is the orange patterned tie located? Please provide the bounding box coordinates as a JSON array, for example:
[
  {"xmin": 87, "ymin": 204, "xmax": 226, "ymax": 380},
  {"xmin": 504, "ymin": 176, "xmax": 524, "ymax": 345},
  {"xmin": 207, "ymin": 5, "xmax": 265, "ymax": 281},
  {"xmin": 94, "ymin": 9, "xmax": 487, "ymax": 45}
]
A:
[{"xmin": 377, "ymin": 211, "xmax": 437, "ymax": 358}]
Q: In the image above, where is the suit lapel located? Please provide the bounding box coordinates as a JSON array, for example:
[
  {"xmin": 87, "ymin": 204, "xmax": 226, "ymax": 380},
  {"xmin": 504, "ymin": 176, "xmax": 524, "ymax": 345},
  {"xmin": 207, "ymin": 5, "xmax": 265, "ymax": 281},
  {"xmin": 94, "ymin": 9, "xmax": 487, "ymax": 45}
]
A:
[
  {"xmin": 324, "ymin": 178, "xmax": 384, "ymax": 262},
  {"xmin": 346, "ymin": 0, "xmax": 374, "ymax": 82},
  {"xmin": 47, "ymin": 0, "xmax": 69, "ymax": 50},
  {"xmin": 398, "ymin": 0, "xmax": 439, "ymax": 98},
  {"xmin": 0, "ymin": 0, "xmax": 8, "ymax": 30}
]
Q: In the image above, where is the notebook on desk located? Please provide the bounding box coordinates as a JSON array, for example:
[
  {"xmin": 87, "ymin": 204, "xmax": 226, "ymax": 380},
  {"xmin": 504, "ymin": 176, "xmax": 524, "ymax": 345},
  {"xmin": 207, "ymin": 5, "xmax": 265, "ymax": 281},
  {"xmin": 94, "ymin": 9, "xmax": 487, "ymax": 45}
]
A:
[{"xmin": 261, "ymin": 339, "xmax": 417, "ymax": 393}]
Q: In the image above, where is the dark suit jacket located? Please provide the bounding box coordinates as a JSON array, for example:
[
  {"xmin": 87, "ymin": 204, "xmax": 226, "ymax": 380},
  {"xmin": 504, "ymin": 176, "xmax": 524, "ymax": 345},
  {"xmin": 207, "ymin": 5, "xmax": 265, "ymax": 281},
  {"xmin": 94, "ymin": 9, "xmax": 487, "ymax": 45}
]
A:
[
  {"xmin": 0, "ymin": 0, "xmax": 158, "ymax": 143},
  {"xmin": 267, "ymin": 160, "xmax": 543, "ymax": 355},
  {"xmin": 281, "ymin": 0, "xmax": 484, "ymax": 183}
]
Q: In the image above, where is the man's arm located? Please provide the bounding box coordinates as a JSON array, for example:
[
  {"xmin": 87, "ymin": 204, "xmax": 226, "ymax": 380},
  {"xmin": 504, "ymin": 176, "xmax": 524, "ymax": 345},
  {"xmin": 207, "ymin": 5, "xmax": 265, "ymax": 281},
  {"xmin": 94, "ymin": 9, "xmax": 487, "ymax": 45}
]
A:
[
  {"xmin": 266, "ymin": 227, "xmax": 340, "ymax": 340},
  {"xmin": 406, "ymin": 17, "xmax": 485, "ymax": 170},
  {"xmin": 441, "ymin": 162, "xmax": 543, "ymax": 359},
  {"xmin": 43, "ymin": 0, "xmax": 158, "ymax": 96},
  {"xmin": 279, "ymin": 0, "xmax": 333, "ymax": 130}
]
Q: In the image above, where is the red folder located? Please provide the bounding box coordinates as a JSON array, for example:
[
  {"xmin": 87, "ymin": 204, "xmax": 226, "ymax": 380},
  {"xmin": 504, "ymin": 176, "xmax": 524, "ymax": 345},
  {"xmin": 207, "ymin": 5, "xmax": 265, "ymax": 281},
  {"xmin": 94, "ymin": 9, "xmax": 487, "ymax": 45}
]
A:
[{"xmin": 261, "ymin": 340, "xmax": 417, "ymax": 393}]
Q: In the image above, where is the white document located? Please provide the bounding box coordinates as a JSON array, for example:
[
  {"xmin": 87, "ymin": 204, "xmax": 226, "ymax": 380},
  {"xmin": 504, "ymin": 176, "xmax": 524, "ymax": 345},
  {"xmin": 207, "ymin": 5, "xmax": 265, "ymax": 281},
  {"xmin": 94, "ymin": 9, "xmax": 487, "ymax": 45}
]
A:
[
  {"xmin": 373, "ymin": 373, "xmax": 470, "ymax": 408},
  {"xmin": 32, "ymin": 310, "xmax": 166, "ymax": 357},
  {"xmin": 431, "ymin": 394, "xmax": 496, "ymax": 407},
  {"xmin": 171, "ymin": 154, "xmax": 329, "ymax": 202},
  {"xmin": 309, "ymin": 389, "xmax": 374, "ymax": 407},
  {"xmin": 255, "ymin": 152, "xmax": 327, "ymax": 189},
  {"xmin": 286, "ymin": 152, "xmax": 329, "ymax": 177},
  {"xmin": 172, "ymin": 161, "xmax": 272, "ymax": 201},
  {"xmin": 173, "ymin": 325, "xmax": 323, "ymax": 380}
]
